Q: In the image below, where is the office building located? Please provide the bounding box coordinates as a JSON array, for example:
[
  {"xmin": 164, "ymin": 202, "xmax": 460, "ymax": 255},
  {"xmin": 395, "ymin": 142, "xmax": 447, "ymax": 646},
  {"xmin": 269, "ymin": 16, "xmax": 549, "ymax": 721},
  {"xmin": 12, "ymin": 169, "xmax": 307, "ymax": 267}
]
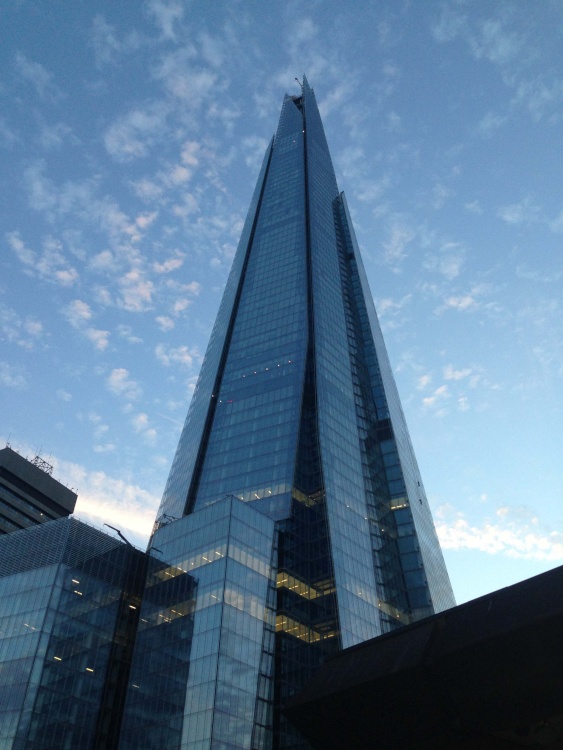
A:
[
  {"xmin": 0, "ymin": 446, "xmax": 77, "ymax": 535},
  {"xmin": 0, "ymin": 516, "xmax": 196, "ymax": 750},
  {"xmin": 137, "ymin": 77, "xmax": 455, "ymax": 749}
]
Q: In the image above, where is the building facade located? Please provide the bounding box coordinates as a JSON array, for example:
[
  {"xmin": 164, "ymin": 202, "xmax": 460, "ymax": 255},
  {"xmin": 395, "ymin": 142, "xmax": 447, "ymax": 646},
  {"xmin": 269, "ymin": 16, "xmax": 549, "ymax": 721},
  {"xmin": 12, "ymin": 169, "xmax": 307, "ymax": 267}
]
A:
[
  {"xmin": 0, "ymin": 447, "xmax": 77, "ymax": 535},
  {"xmin": 0, "ymin": 517, "xmax": 195, "ymax": 750},
  {"xmin": 138, "ymin": 78, "xmax": 455, "ymax": 749}
]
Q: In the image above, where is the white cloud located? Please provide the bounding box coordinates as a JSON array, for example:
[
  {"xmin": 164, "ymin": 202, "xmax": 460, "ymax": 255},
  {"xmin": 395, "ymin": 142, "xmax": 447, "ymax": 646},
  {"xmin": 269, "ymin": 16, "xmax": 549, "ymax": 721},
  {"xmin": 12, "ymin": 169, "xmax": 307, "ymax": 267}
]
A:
[
  {"xmin": 8, "ymin": 231, "xmax": 78, "ymax": 286},
  {"xmin": 382, "ymin": 220, "xmax": 415, "ymax": 271},
  {"xmin": 457, "ymin": 396, "xmax": 470, "ymax": 412},
  {"xmin": 89, "ymin": 250, "xmax": 117, "ymax": 272},
  {"xmin": 153, "ymin": 49, "xmax": 216, "ymax": 104},
  {"xmin": 431, "ymin": 6, "xmax": 467, "ymax": 43},
  {"xmin": 497, "ymin": 196, "xmax": 541, "ymax": 225},
  {"xmin": 91, "ymin": 14, "xmax": 141, "ymax": 67},
  {"xmin": 93, "ymin": 443, "xmax": 116, "ymax": 453},
  {"xmin": 173, "ymin": 299, "xmax": 191, "ymax": 314},
  {"xmin": 153, "ymin": 252, "xmax": 185, "ymax": 274},
  {"xmin": 117, "ymin": 325, "xmax": 143, "ymax": 344},
  {"xmin": 0, "ymin": 305, "xmax": 44, "ymax": 350},
  {"xmin": 106, "ymin": 368, "xmax": 142, "ymax": 400},
  {"xmin": 242, "ymin": 135, "xmax": 270, "ymax": 171},
  {"xmin": 417, "ymin": 374, "xmax": 432, "ymax": 390},
  {"xmin": 376, "ymin": 295, "xmax": 412, "ymax": 316},
  {"xmin": 62, "ymin": 300, "xmax": 109, "ymax": 351},
  {"xmin": 131, "ymin": 412, "xmax": 157, "ymax": 444},
  {"xmin": 477, "ymin": 111, "xmax": 507, "ymax": 136},
  {"xmin": 156, "ymin": 316, "xmax": 175, "ymax": 331},
  {"xmin": 436, "ymin": 510, "xmax": 563, "ymax": 562},
  {"xmin": 422, "ymin": 384, "xmax": 449, "ymax": 409},
  {"xmin": 423, "ymin": 242, "xmax": 464, "ymax": 281},
  {"xmin": 444, "ymin": 294, "xmax": 478, "ymax": 312},
  {"xmin": 39, "ymin": 122, "xmax": 72, "ymax": 150},
  {"xmin": 7, "ymin": 231, "xmax": 36, "ymax": 265},
  {"xmin": 64, "ymin": 299, "xmax": 92, "ymax": 327},
  {"xmin": 146, "ymin": 0, "xmax": 184, "ymax": 41},
  {"xmin": 444, "ymin": 365, "xmax": 472, "ymax": 381},
  {"xmin": 59, "ymin": 459, "xmax": 158, "ymax": 544},
  {"xmin": 430, "ymin": 183, "xmax": 452, "ymax": 210},
  {"xmin": 118, "ymin": 268, "xmax": 154, "ymax": 312},
  {"xmin": 104, "ymin": 104, "xmax": 168, "ymax": 162},
  {"xmin": 155, "ymin": 343, "xmax": 198, "ymax": 369},
  {"xmin": 469, "ymin": 19, "xmax": 523, "ymax": 66},
  {"xmin": 14, "ymin": 52, "xmax": 63, "ymax": 102},
  {"xmin": 0, "ymin": 362, "xmax": 27, "ymax": 390},
  {"xmin": 464, "ymin": 200, "xmax": 483, "ymax": 215},
  {"xmin": 85, "ymin": 328, "xmax": 110, "ymax": 351}
]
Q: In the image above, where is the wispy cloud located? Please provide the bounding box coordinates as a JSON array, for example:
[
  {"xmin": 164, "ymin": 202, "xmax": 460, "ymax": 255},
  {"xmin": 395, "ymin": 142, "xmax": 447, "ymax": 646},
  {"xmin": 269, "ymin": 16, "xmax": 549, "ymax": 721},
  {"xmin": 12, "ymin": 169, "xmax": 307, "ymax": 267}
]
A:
[
  {"xmin": 0, "ymin": 305, "xmax": 43, "ymax": 350},
  {"xmin": 436, "ymin": 505, "xmax": 563, "ymax": 561},
  {"xmin": 106, "ymin": 368, "xmax": 142, "ymax": 400},
  {"xmin": 91, "ymin": 14, "xmax": 141, "ymax": 67},
  {"xmin": 423, "ymin": 241, "xmax": 465, "ymax": 280},
  {"xmin": 7, "ymin": 231, "xmax": 79, "ymax": 287},
  {"xmin": 0, "ymin": 362, "xmax": 27, "ymax": 390},
  {"xmin": 146, "ymin": 0, "xmax": 185, "ymax": 42},
  {"xmin": 118, "ymin": 268, "xmax": 154, "ymax": 312},
  {"xmin": 104, "ymin": 103, "xmax": 169, "ymax": 162},
  {"xmin": 155, "ymin": 343, "xmax": 198, "ymax": 369},
  {"xmin": 62, "ymin": 300, "xmax": 109, "ymax": 351},
  {"xmin": 131, "ymin": 412, "xmax": 157, "ymax": 444},
  {"xmin": 14, "ymin": 52, "xmax": 63, "ymax": 102},
  {"xmin": 381, "ymin": 219, "xmax": 415, "ymax": 272},
  {"xmin": 422, "ymin": 384, "xmax": 449, "ymax": 411},
  {"xmin": 444, "ymin": 364, "xmax": 473, "ymax": 381},
  {"xmin": 153, "ymin": 251, "xmax": 185, "ymax": 274},
  {"xmin": 497, "ymin": 196, "xmax": 541, "ymax": 225}
]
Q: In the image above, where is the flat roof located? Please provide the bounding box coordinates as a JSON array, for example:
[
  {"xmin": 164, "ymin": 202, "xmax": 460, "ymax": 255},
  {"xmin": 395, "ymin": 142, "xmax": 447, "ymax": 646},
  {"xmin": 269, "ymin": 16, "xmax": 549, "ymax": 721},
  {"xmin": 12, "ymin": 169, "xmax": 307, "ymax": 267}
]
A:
[{"xmin": 286, "ymin": 564, "xmax": 563, "ymax": 748}]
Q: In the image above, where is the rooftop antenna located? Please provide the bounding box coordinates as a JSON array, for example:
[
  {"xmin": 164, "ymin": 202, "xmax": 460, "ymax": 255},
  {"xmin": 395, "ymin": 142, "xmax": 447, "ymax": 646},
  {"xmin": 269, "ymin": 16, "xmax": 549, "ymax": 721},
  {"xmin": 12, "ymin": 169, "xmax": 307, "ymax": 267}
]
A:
[{"xmin": 104, "ymin": 523, "xmax": 133, "ymax": 547}]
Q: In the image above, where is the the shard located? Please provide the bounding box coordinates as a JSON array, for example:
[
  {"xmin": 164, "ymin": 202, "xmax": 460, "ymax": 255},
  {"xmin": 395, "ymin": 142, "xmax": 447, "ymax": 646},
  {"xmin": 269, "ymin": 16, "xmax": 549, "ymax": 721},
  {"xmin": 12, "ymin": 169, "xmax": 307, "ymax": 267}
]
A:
[{"xmin": 123, "ymin": 77, "xmax": 455, "ymax": 750}]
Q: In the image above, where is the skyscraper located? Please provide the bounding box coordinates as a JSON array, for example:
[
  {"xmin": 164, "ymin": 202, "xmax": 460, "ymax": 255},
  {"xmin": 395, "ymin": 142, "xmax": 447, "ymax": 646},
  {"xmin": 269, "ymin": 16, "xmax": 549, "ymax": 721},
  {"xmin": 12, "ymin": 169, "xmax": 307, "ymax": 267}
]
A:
[{"xmin": 130, "ymin": 77, "xmax": 454, "ymax": 749}]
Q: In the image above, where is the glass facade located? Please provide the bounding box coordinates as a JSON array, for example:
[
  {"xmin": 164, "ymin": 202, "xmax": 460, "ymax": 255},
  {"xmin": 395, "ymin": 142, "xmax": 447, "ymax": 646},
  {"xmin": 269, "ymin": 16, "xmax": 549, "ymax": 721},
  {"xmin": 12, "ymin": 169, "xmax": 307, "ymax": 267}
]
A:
[
  {"xmin": 0, "ymin": 79, "xmax": 456, "ymax": 750},
  {"xmin": 147, "ymin": 76, "xmax": 455, "ymax": 749},
  {"xmin": 0, "ymin": 517, "xmax": 148, "ymax": 750},
  {"xmin": 121, "ymin": 496, "xmax": 276, "ymax": 750}
]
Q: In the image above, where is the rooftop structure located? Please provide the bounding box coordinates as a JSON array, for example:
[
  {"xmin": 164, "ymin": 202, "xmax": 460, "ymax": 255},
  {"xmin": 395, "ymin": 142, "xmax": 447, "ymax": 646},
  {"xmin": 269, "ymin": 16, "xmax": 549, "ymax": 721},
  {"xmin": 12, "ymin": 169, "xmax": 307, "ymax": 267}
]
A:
[{"xmin": 0, "ymin": 446, "xmax": 77, "ymax": 535}]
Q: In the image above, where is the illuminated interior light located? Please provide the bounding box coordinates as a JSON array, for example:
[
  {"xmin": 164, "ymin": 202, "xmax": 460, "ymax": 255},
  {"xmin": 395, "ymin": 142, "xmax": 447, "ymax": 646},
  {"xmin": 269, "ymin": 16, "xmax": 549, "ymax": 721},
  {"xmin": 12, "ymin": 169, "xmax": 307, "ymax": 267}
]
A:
[
  {"xmin": 74, "ymin": 590, "xmax": 83, "ymax": 596},
  {"xmin": 86, "ymin": 667, "xmax": 94, "ymax": 673},
  {"xmin": 72, "ymin": 579, "xmax": 79, "ymax": 584},
  {"xmin": 54, "ymin": 656, "xmax": 62, "ymax": 661},
  {"xmin": 129, "ymin": 605, "xmax": 137, "ymax": 610}
]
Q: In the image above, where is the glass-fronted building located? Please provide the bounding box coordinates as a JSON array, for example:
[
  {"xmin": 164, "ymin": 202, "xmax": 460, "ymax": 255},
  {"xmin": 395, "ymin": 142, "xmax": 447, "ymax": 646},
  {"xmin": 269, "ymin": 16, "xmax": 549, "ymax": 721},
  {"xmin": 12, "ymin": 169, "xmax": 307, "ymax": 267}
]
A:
[
  {"xmin": 0, "ymin": 516, "xmax": 193, "ymax": 750},
  {"xmin": 144, "ymin": 77, "xmax": 455, "ymax": 749}
]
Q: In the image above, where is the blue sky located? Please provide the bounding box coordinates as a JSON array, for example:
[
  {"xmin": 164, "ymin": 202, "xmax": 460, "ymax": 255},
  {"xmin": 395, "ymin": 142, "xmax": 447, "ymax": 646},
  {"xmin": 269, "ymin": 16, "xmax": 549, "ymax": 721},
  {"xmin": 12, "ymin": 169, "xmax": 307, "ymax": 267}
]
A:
[{"xmin": 1, "ymin": 0, "xmax": 562, "ymax": 604}]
